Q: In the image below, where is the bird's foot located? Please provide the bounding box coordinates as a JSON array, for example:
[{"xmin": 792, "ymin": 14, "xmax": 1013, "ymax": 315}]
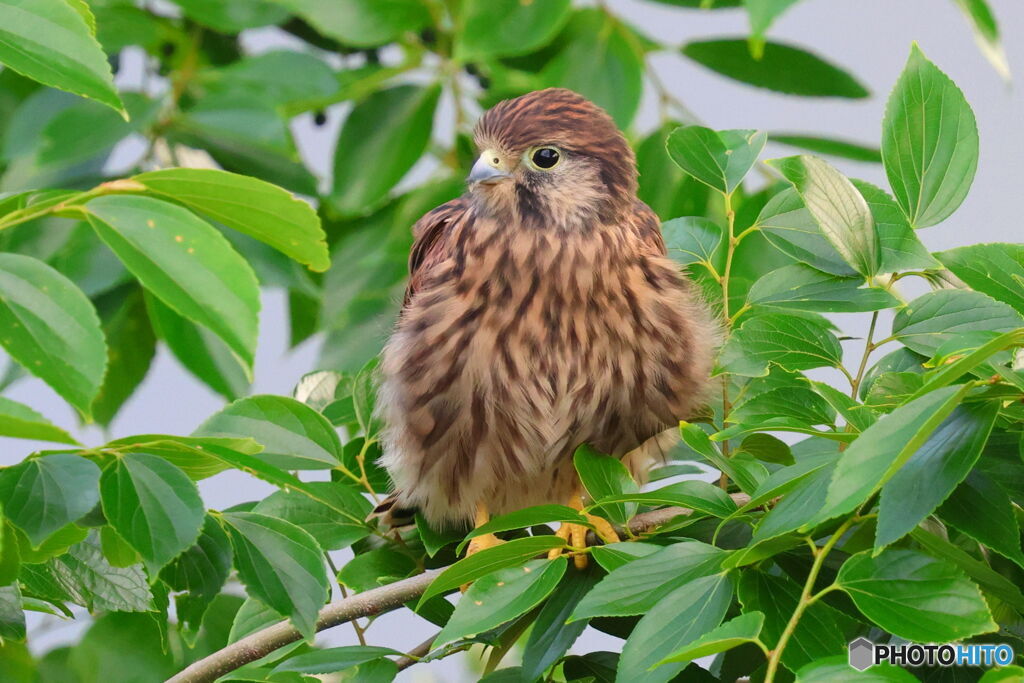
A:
[
  {"xmin": 546, "ymin": 515, "xmax": 619, "ymax": 569},
  {"xmin": 466, "ymin": 532, "xmax": 504, "ymax": 556},
  {"xmin": 462, "ymin": 533, "xmax": 504, "ymax": 592}
]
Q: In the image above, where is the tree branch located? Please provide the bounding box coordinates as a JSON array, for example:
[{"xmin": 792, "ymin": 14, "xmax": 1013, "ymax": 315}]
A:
[
  {"xmin": 167, "ymin": 493, "xmax": 750, "ymax": 683},
  {"xmin": 166, "ymin": 570, "xmax": 439, "ymax": 683}
]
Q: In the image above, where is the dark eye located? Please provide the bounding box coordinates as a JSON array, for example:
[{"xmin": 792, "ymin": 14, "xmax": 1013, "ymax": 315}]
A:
[{"xmin": 532, "ymin": 147, "xmax": 560, "ymax": 169}]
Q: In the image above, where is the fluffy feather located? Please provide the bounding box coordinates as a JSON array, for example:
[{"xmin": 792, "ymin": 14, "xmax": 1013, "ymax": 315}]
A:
[{"xmin": 377, "ymin": 89, "xmax": 716, "ymax": 526}]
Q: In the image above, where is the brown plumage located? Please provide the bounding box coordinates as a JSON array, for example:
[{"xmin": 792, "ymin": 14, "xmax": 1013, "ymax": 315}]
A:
[{"xmin": 377, "ymin": 88, "xmax": 716, "ymax": 529}]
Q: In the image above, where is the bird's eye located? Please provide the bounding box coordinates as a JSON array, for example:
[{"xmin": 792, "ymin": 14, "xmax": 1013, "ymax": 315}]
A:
[{"xmin": 531, "ymin": 147, "xmax": 560, "ymax": 169}]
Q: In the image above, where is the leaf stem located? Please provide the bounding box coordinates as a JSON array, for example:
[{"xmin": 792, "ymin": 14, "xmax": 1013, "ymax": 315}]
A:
[
  {"xmin": 763, "ymin": 516, "xmax": 857, "ymax": 682},
  {"xmin": 849, "ymin": 311, "xmax": 879, "ymax": 399},
  {"xmin": 718, "ymin": 191, "xmax": 738, "ymax": 486}
]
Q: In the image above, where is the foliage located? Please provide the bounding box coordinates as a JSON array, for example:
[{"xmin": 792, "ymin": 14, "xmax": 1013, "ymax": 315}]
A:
[{"xmin": 0, "ymin": 0, "xmax": 1021, "ymax": 681}]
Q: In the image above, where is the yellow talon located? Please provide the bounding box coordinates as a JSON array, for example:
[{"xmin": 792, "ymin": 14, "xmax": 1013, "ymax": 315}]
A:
[
  {"xmin": 547, "ymin": 491, "xmax": 621, "ymax": 569},
  {"xmin": 463, "ymin": 501, "xmax": 504, "ymax": 592}
]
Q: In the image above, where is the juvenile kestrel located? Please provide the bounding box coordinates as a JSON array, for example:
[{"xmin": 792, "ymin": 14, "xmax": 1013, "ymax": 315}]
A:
[{"xmin": 376, "ymin": 88, "xmax": 715, "ymax": 560}]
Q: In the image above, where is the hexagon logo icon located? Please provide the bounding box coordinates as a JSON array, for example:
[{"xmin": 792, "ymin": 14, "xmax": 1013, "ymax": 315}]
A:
[{"xmin": 849, "ymin": 637, "xmax": 875, "ymax": 671}]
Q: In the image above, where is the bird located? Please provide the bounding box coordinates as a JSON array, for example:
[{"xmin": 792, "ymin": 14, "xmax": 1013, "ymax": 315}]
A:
[{"xmin": 374, "ymin": 88, "xmax": 715, "ymax": 566}]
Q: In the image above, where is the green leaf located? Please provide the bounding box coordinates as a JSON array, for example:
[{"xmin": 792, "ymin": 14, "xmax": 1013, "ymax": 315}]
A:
[
  {"xmin": 738, "ymin": 433, "xmax": 794, "ymax": 465},
  {"xmin": 271, "ymin": 646, "xmax": 401, "ymax": 675},
  {"xmin": 589, "ymin": 481, "xmax": 738, "ymax": 519},
  {"xmin": 661, "ymin": 217, "xmax": 724, "ymax": 273},
  {"xmin": 194, "ymin": 395, "xmax": 342, "ymax": 470},
  {"xmin": 200, "ymin": 50, "xmax": 338, "ymax": 111},
  {"xmin": 0, "ymin": 585, "xmax": 25, "ymax": 643},
  {"xmin": 540, "ymin": 9, "xmax": 645, "ymax": 128},
  {"xmin": 936, "ymin": 243, "xmax": 1024, "ymax": 315},
  {"xmin": 854, "ymin": 180, "xmax": 940, "ymax": 273},
  {"xmin": 892, "ymin": 290, "xmax": 1024, "ymax": 357},
  {"xmin": 768, "ymin": 155, "xmax": 880, "ymax": 277},
  {"xmin": 737, "ymin": 452, "xmax": 838, "ymax": 516},
  {"xmin": 770, "ymin": 134, "xmax": 881, "ymax": 163},
  {"xmin": 682, "ymin": 39, "xmax": 869, "ymax": 98},
  {"xmin": 649, "ymin": 0, "xmax": 742, "ymax": 6},
  {"xmin": 571, "ymin": 541, "xmax": 727, "ymax": 620},
  {"xmin": 0, "ymin": 253, "xmax": 106, "ymax": 417},
  {"xmin": 795, "ymin": 655, "xmax": 919, "ymax": 682},
  {"xmin": 573, "ymin": 445, "xmax": 638, "ymax": 525},
  {"xmin": 144, "ymin": 292, "xmax": 250, "ymax": 401},
  {"xmin": 953, "ymin": 0, "xmax": 1010, "ymax": 81},
  {"xmin": 173, "ymin": 95, "xmax": 315, "ymax": 196},
  {"xmin": 456, "ymin": 0, "xmax": 571, "ymax": 61},
  {"xmin": 590, "ymin": 541, "xmax": 662, "ymax": 572},
  {"xmin": 666, "ymin": 126, "xmax": 767, "ymax": 194},
  {"xmin": 882, "ymin": 44, "xmax": 979, "ymax": 228},
  {"xmin": 876, "ymin": 402, "xmax": 998, "ymax": 550},
  {"xmin": 0, "ymin": 454, "xmax": 99, "ymax": 546},
  {"xmin": 331, "ymin": 84, "xmax": 441, "ymax": 216},
  {"xmin": 253, "ymin": 482, "xmax": 371, "ymax": 551},
  {"xmin": 680, "ymin": 422, "xmax": 763, "ymax": 494},
  {"xmin": 717, "ymin": 312, "xmax": 843, "ymax": 377},
  {"xmin": 99, "ymin": 453, "xmax": 205, "ymax": 574},
  {"xmin": 742, "ymin": 458, "xmax": 838, "ymax": 555},
  {"xmin": 161, "ymin": 513, "xmax": 232, "ymax": 601},
  {"xmin": 0, "ymin": 396, "xmax": 77, "ymax": 444},
  {"xmin": 730, "ymin": 385, "xmax": 835, "ymax": 428},
  {"xmin": 744, "ymin": 0, "xmax": 798, "ymax": 53},
  {"xmin": 813, "ymin": 384, "xmax": 969, "ymax": 528},
  {"xmin": 939, "ymin": 470, "xmax": 1024, "ymax": 568},
  {"xmin": 167, "ymin": 0, "xmax": 288, "ymax": 32},
  {"xmin": 269, "ymin": 0, "xmax": 430, "ymax": 48},
  {"xmin": 133, "ymin": 168, "xmax": 329, "ymax": 272},
  {"xmin": 83, "ymin": 195, "xmax": 260, "ymax": 368},
  {"xmin": 219, "ymin": 511, "xmax": 330, "ymax": 639},
  {"xmin": 338, "ymin": 548, "xmax": 417, "ymax": 593},
  {"xmin": 0, "ymin": 0, "xmax": 124, "ymax": 114},
  {"xmin": 39, "ymin": 532, "xmax": 152, "ymax": 611},
  {"xmin": 738, "ymin": 570, "xmax": 847, "ymax": 671},
  {"xmin": 460, "ymin": 505, "xmax": 587, "ymax": 553},
  {"xmin": 637, "ymin": 124, "xmax": 711, "ymax": 220},
  {"xmin": 979, "ymin": 667, "xmax": 1024, "ymax": 683},
  {"xmin": 755, "ymin": 188, "xmax": 856, "ymax": 276},
  {"xmin": 618, "ymin": 573, "xmax": 734, "ymax": 683},
  {"xmin": 412, "ymin": 520, "xmax": 460, "ymax": 566},
  {"xmin": 909, "ymin": 527, "xmax": 1024, "ymax": 612},
  {"xmin": 91, "ymin": 285, "xmax": 156, "ymax": 426},
  {"xmin": 434, "ymin": 558, "xmax": 566, "ymax": 647},
  {"xmin": 105, "ymin": 434, "xmax": 259, "ymax": 480},
  {"xmin": 658, "ymin": 611, "xmax": 764, "ymax": 664},
  {"xmin": 837, "ymin": 549, "xmax": 997, "ymax": 642},
  {"xmin": 521, "ymin": 570, "xmax": 599, "ymax": 682},
  {"xmin": 417, "ymin": 536, "xmax": 565, "ymax": 607},
  {"xmin": 747, "ymin": 264, "xmax": 897, "ymax": 313},
  {"xmin": 38, "ymin": 94, "xmax": 153, "ymax": 166}
]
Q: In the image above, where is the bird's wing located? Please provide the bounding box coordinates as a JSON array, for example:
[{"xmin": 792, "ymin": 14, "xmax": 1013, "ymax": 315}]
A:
[
  {"xmin": 404, "ymin": 195, "xmax": 471, "ymax": 305},
  {"xmin": 630, "ymin": 199, "xmax": 668, "ymax": 256}
]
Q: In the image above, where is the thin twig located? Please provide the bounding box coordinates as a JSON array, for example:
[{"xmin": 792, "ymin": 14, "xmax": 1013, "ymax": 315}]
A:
[
  {"xmin": 165, "ymin": 571, "xmax": 440, "ymax": 683},
  {"xmin": 394, "ymin": 634, "xmax": 435, "ymax": 671}
]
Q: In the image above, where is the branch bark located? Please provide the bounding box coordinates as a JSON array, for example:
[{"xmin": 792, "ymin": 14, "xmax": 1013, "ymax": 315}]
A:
[{"xmin": 167, "ymin": 493, "xmax": 749, "ymax": 683}]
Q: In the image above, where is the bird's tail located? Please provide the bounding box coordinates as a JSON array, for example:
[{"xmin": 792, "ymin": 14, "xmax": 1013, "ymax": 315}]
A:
[{"xmin": 369, "ymin": 493, "xmax": 418, "ymax": 531}]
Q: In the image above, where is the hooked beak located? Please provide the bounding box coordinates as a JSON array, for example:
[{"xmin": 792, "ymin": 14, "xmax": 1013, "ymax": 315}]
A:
[{"xmin": 468, "ymin": 152, "xmax": 511, "ymax": 185}]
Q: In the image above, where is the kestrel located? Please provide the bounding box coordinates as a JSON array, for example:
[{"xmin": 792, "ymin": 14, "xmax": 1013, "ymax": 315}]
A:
[{"xmin": 376, "ymin": 88, "xmax": 715, "ymax": 563}]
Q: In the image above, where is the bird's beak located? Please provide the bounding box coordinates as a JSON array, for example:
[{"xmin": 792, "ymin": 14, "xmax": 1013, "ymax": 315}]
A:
[{"xmin": 468, "ymin": 152, "xmax": 511, "ymax": 185}]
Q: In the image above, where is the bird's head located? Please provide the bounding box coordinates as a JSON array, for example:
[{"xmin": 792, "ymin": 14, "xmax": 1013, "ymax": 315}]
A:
[{"xmin": 467, "ymin": 88, "xmax": 637, "ymax": 229}]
